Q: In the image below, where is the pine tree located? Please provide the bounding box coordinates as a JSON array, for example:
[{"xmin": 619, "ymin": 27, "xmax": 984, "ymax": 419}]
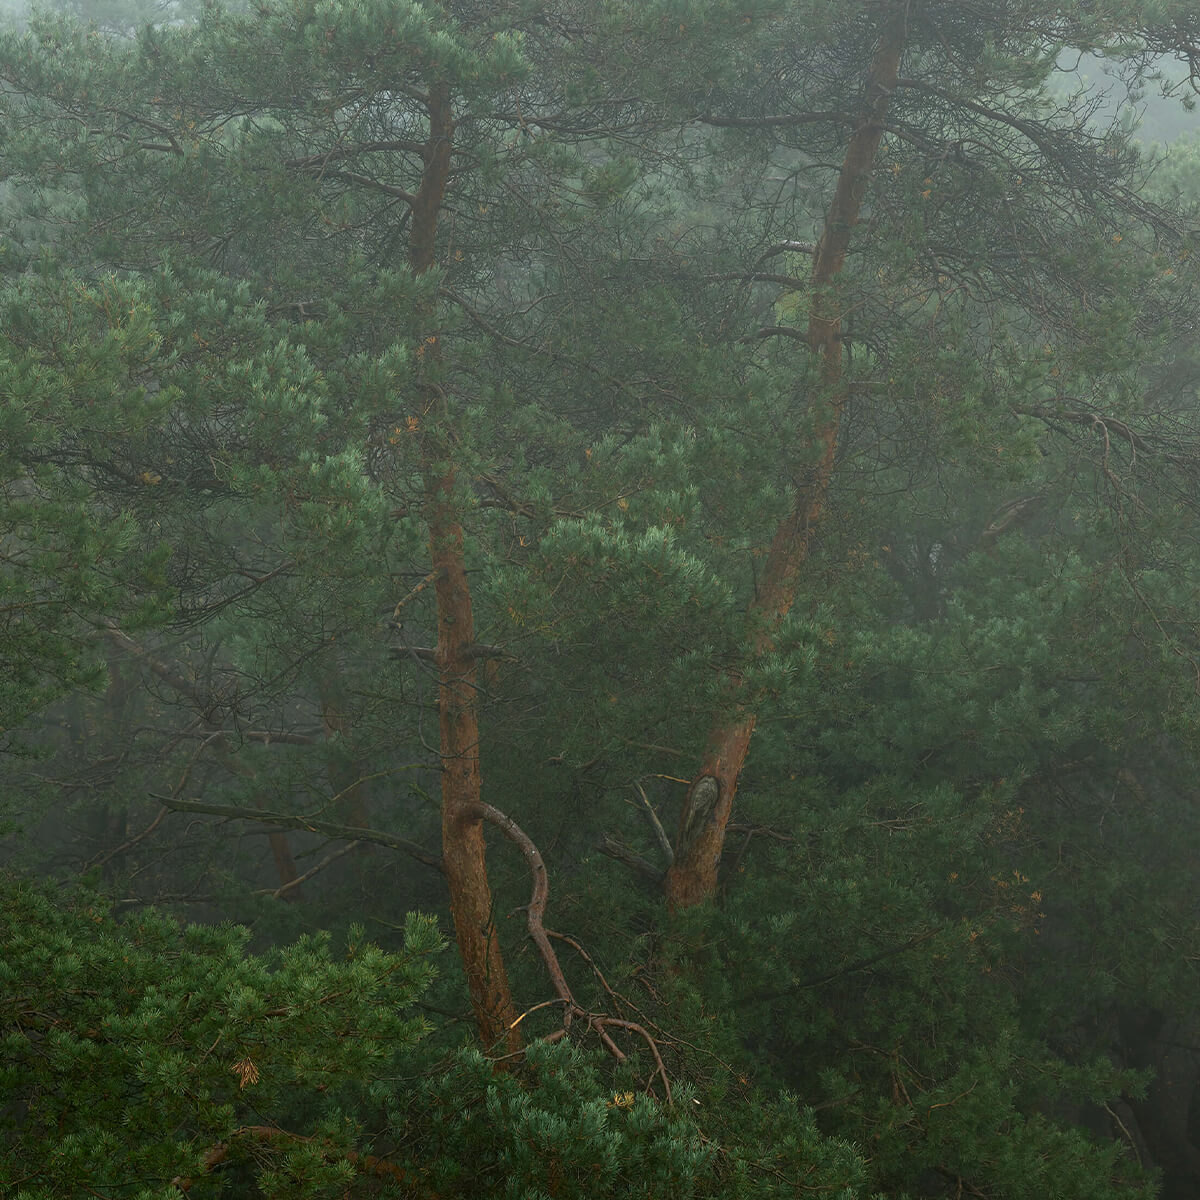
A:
[{"xmin": 6, "ymin": 2, "xmax": 1200, "ymax": 1194}]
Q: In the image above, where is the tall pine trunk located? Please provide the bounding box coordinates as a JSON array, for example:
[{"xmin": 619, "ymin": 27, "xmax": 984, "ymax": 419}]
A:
[
  {"xmin": 410, "ymin": 81, "xmax": 521, "ymax": 1053},
  {"xmin": 665, "ymin": 13, "xmax": 907, "ymax": 910}
]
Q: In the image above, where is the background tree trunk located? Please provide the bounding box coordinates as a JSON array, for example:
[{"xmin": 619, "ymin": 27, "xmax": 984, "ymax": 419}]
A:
[{"xmin": 665, "ymin": 11, "xmax": 908, "ymax": 910}]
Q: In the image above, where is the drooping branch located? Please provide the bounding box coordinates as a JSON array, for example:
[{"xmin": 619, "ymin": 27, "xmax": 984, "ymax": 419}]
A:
[{"xmin": 697, "ymin": 109, "xmax": 852, "ymax": 130}]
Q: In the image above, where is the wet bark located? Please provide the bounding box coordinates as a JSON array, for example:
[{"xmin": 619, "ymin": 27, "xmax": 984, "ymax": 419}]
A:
[
  {"xmin": 410, "ymin": 80, "xmax": 521, "ymax": 1054},
  {"xmin": 665, "ymin": 12, "xmax": 907, "ymax": 910}
]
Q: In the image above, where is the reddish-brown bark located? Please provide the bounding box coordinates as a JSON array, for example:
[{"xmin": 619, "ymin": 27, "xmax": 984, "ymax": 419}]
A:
[
  {"xmin": 410, "ymin": 81, "xmax": 521, "ymax": 1054},
  {"xmin": 665, "ymin": 13, "xmax": 907, "ymax": 910}
]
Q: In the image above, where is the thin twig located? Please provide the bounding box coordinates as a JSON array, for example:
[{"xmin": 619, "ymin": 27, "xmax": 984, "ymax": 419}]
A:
[
  {"xmin": 631, "ymin": 781, "xmax": 674, "ymax": 866},
  {"xmin": 262, "ymin": 840, "xmax": 363, "ymax": 899},
  {"xmin": 151, "ymin": 795, "xmax": 443, "ymax": 872}
]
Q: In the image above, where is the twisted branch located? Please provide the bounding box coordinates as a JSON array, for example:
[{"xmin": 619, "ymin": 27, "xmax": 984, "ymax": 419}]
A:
[{"xmin": 462, "ymin": 800, "xmax": 672, "ymax": 1102}]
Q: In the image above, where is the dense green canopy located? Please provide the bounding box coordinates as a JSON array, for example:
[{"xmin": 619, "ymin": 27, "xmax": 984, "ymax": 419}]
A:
[{"xmin": 4, "ymin": 1, "xmax": 1200, "ymax": 1196}]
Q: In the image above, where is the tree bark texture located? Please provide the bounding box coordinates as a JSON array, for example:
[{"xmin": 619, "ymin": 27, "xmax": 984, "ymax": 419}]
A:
[
  {"xmin": 665, "ymin": 13, "xmax": 907, "ymax": 910},
  {"xmin": 410, "ymin": 81, "xmax": 521, "ymax": 1053}
]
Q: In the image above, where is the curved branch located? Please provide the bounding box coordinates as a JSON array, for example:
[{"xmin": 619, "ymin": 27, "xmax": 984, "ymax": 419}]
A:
[{"xmin": 461, "ymin": 800, "xmax": 672, "ymax": 1102}]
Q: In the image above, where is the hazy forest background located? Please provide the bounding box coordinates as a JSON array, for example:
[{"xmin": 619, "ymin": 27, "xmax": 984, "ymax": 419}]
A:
[{"xmin": 6, "ymin": 2, "xmax": 1200, "ymax": 1197}]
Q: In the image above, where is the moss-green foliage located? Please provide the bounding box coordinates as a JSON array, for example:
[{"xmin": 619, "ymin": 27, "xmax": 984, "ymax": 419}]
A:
[
  {"xmin": 4, "ymin": 0, "xmax": 1200, "ymax": 1197},
  {"xmin": 1, "ymin": 872, "xmax": 878, "ymax": 1199},
  {"xmin": 1, "ymin": 872, "xmax": 438, "ymax": 1197}
]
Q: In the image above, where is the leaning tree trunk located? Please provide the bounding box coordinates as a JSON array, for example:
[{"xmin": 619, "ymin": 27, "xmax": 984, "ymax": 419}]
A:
[
  {"xmin": 409, "ymin": 80, "xmax": 521, "ymax": 1054},
  {"xmin": 665, "ymin": 13, "xmax": 907, "ymax": 910}
]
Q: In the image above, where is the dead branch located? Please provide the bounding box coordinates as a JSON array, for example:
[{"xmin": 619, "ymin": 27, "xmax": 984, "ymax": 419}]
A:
[
  {"xmin": 631, "ymin": 781, "xmax": 674, "ymax": 867},
  {"xmin": 462, "ymin": 800, "xmax": 672, "ymax": 1102},
  {"xmin": 259, "ymin": 840, "xmax": 363, "ymax": 899},
  {"xmin": 391, "ymin": 567, "xmax": 443, "ymax": 619},
  {"xmin": 150, "ymin": 795, "xmax": 443, "ymax": 872},
  {"xmin": 596, "ymin": 833, "xmax": 667, "ymax": 883}
]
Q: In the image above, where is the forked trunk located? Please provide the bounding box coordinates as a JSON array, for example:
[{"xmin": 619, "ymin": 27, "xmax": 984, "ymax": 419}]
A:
[{"xmin": 665, "ymin": 13, "xmax": 908, "ymax": 910}]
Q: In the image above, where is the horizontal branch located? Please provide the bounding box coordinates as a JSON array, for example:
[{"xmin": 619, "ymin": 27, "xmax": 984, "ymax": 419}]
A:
[
  {"xmin": 755, "ymin": 240, "xmax": 817, "ymax": 263},
  {"xmin": 701, "ymin": 271, "xmax": 808, "ymax": 288},
  {"xmin": 169, "ymin": 726, "xmax": 322, "ymax": 746},
  {"xmin": 738, "ymin": 324, "xmax": 814, "ymax": 347},
  {"xmin": 697, "ymin": 109, "xmax": 851, "ymax": 129},
  {"xmin": 388, "ymin": 642, "xmax": 510, "ymax": 662},
  {"xmin": 150, "ymin": 795, "xmax": 443, "ymax": 873},
  {"xmin": 285, "ymin": 138, "xmax": 425, "ymax": 169}
]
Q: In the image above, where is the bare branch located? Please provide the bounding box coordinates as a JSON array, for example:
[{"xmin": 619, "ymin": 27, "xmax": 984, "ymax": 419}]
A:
[
  {"xmin": 150, "ymin": 795, "xmax": 444, "ymax": 873},
  {"xmin": 391, "ymin": 568, "xmax": 442, "ymax": 620},
  {"xmin": 259, "ymin": 840, "xmax": 364, "ymax": 899},
  {"xmin": 462, "ymin": 800, "xmax": 672, "ymax": 1101},
  {"xmin": 631, "ymin": 781, "xmax": 674, "ymax": 867},
  {"xmin": 696, "ymin": 109, "xmax": 851, "ymax": 129},
  {"xmin": 596, "ymin": 834, "xmax": 667, "ymax": 883}
]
